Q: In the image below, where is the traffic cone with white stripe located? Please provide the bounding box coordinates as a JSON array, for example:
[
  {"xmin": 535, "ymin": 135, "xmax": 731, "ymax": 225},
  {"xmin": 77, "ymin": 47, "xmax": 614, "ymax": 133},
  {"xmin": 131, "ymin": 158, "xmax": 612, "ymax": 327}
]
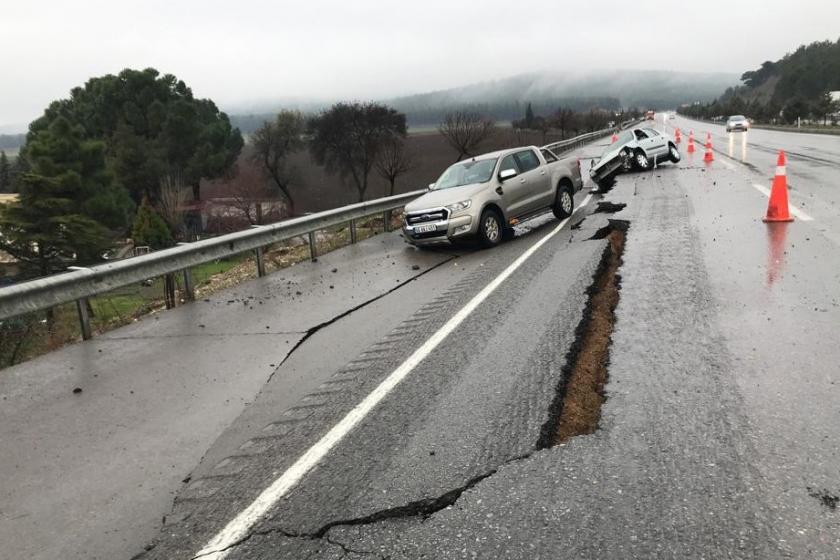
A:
[
  {"xmin": 675, "ymin": 128, "xmax": 682, "ymax": 143},
  {"xmin": 703, "ymin": 132, "xmax": 714, "ymax": 162},
  {"xmin": 763, "ymin": 150, "xmax": 793, "ymax": 222},
  {"xmin": 687, "ymin": 131, "xmax": 695, "ymax": 153},
  {"xmin": 611, "ymin": 132, "xmax": 618, "ymax": 144}
]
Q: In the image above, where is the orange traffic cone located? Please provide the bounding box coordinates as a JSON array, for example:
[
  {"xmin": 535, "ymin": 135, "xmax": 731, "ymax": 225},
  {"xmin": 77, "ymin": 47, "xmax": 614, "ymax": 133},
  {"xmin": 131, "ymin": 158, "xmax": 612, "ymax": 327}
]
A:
[
  {"xmin": 763, "ymin": 151, "xmax": 793, "ymax": 222},
  {"xmin": 674, "ymin": 128, "xmax": 681, "ymax": 143},
  {"xmin": 687, "ymin": 131, "xmax": 695, "ymax": 153},
  {"xmin": 703, "ymin": 133, "xmax": 714, "ymax": 162},
  {"xmin": 611, "ymin": 132, "xmax": 618, "ymax": 144}
]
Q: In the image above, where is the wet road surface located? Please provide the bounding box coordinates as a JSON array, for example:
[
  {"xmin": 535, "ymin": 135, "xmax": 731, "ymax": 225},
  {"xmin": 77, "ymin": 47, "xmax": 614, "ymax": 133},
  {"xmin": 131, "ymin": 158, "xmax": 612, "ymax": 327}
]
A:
[{"xmin": 5, "ymin": 126, "xmax": 840, "ymax": 559}]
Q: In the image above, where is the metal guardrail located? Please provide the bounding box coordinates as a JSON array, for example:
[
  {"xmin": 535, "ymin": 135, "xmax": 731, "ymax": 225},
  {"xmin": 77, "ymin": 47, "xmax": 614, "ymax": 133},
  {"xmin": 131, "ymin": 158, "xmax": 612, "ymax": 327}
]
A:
[
  {"xmin": 541, "ymin": 128, "xmax": 613, "ymax": 153},
  {"xmin": 0, "ymin": 190, "xmax": 423, "ymax": 337},
  {"xmin": 0, "ymin": 126, "xmax": 626, "ymax": 340}
]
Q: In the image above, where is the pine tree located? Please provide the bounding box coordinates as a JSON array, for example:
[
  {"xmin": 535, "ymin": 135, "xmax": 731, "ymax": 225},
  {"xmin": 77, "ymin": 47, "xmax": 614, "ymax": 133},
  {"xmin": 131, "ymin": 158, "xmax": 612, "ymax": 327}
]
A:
[
  {"xmin": 131, "ymin": 196, "xmax": 173, "ymax": 250},
  {"xmin": 0, "ymin": 151, "xmax": 9, "ymax": 192},
  {"xmin": 0, "ymin": 117, "xmax": 132, "ymax": 277},
  {"xmin": 525, "ymin": 103, "xmax": 535, "ymax": 128}
]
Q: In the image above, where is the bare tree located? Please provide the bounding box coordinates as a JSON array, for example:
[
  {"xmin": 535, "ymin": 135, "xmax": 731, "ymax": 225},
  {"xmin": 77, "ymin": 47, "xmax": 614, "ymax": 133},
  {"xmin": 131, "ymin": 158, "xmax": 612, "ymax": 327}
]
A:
[
  {"xmin": 374, "ymin": 138, "xmax": 413, "ymax": 196},
  {"xmin": 157, "ymin": 173, "xmax": 188, "ymax": 240},
  {"xmin": 250, "ymin": 110, "xmax": 305, "ymax": 216},
  {"xmin": 227, "ymin": 162, "xmax": 276, "ymax": 225},
  {"xmin": 437, "ymin": 112, "xmax": 496, "ymax": 162}
]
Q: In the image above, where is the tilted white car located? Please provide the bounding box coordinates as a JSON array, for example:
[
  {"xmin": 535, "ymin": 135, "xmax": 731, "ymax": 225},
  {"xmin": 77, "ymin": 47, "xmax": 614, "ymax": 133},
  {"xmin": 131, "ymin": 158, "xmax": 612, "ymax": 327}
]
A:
[{"xmin": 589, "ymin": 127, "xmax": 680, "ymax": 187}]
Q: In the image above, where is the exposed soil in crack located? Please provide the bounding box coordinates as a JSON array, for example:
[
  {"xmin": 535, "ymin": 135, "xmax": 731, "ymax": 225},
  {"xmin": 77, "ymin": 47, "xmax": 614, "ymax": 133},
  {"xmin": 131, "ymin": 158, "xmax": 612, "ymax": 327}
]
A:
[{"xmin": 537, "ymin": 220, "xmax": 627, "ymax": 448}]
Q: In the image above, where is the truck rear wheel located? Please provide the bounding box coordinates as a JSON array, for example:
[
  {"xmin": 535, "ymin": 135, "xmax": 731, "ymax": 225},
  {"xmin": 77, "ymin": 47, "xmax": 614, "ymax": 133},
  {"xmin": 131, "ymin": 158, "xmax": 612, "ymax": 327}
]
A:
[{"xmin": 553, "ymin": 184, "xmax": 574, "ymax": 220}]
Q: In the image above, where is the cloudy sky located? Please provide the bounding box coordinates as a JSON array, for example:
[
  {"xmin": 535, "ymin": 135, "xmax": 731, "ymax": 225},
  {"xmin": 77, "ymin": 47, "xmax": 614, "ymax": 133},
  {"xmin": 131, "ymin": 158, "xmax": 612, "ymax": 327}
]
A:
[{"xmin": 2, "ymin": 0, "xmax": 838, "ymax": 130}]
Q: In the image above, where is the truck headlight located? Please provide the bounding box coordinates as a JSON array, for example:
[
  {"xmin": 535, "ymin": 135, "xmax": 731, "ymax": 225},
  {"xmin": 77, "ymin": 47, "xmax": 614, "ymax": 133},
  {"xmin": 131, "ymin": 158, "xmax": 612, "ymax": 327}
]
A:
[{"xmin": 445, "ymin": 200, "xmax": 471, "ymax": 214}]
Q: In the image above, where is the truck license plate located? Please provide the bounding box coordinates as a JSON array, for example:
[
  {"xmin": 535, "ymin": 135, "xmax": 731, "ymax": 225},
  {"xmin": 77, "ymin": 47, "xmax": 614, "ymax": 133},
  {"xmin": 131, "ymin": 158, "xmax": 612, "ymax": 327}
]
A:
[{"xmin": 415, "ymin": 224, "xmax": 437, "ymax": 234}]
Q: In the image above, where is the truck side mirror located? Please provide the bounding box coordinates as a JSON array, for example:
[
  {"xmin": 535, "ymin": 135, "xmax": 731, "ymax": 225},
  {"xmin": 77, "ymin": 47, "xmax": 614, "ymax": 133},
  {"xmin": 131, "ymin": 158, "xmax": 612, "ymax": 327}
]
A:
[
  {"xmin": 499, "ymin": 168, "xmax": 517, "ymax": 182},
  {"xmin": 428, "ymin": 183, "xmax": 435, "ymax": 190}
]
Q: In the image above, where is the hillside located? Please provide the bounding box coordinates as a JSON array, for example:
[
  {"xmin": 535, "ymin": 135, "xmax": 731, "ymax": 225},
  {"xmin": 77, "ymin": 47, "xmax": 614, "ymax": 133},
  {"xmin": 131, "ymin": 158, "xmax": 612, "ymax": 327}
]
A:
[
  {"xmin": 230, "ymin": 69, "xmax": 738, "ymax": 132},
  {"xmin": 682, "ymin": 38, "xmax": 840, "ymax": 123},
  {"xmin": 386, "ymin": 70, "xmax": 738, "ymax": 125}
]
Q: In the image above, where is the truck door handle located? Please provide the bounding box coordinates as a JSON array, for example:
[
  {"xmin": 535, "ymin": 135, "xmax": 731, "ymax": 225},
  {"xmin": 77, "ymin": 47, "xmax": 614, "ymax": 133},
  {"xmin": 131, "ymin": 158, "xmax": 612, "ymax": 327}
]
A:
[
  {"xmin": 540, "ymin": 170, "xmax": 546, "ymax": 175},
  {"xmin": 519, "ymin": 178, "xmax": 526, "ymax": 183},
  {"xmin": 496, "ymin": 186, "xmax": 504, "ymax": 195}
]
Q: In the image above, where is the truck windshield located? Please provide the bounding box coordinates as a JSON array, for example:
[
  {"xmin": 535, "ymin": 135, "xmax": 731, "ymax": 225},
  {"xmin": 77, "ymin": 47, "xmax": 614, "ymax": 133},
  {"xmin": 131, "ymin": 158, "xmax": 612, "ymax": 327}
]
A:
[{"xmin": 433, "ymin": 158, "xmax": 498, "ymax": 190}]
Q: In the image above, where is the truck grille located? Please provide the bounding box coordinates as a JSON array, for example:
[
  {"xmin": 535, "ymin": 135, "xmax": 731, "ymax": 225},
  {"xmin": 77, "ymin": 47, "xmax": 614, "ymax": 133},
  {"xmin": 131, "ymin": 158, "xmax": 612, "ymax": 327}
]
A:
[{"xmin": 406, "ymin": 208, "xmax": 448, "ymax": 225}]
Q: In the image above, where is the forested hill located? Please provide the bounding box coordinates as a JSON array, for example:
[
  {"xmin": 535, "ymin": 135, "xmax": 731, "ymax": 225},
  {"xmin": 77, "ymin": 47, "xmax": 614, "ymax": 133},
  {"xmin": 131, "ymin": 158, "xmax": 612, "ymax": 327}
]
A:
[
  {"xmin": 737, "ymin": 38, "xmax": 840, "ymax": 105},
  {"xmin": 230, "ymin": 69, "xmax": 737, "ymax": 132},
  {"xmin": 681, "ymin": 38, "xmax": 840, "ymax": 123},
  {"xmin": 385, "ymin": 70, "xmax": 737, "ymax": 125}
]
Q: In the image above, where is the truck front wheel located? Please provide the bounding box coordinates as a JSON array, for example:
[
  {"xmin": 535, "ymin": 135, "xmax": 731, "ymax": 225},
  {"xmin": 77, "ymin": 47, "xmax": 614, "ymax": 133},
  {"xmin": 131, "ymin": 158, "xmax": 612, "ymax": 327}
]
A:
[{"xmin": 478, "ymin": 208, "xmax": 503, "ymax": 247}]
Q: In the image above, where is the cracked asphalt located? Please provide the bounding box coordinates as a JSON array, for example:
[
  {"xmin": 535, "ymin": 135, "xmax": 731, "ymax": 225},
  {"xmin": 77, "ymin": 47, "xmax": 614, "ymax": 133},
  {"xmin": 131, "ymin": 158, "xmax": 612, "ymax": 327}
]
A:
[{"xmin": 4, "ymin": 127, "xmax": 840, "ymax": 560}]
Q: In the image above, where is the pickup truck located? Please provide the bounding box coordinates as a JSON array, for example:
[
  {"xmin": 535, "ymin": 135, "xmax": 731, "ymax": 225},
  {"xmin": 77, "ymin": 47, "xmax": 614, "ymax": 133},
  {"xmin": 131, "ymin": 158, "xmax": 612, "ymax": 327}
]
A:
[{"xmin": 402, "ymin": 146, "xmax": 583, "ymax": 247}]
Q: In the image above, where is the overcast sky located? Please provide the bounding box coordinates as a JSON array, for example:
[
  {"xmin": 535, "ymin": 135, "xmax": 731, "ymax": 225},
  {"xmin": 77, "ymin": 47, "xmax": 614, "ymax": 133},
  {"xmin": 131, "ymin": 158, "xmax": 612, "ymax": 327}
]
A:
[{"xmin": 2, "ymin": 0, "xmax": 839, "ymax": 130}]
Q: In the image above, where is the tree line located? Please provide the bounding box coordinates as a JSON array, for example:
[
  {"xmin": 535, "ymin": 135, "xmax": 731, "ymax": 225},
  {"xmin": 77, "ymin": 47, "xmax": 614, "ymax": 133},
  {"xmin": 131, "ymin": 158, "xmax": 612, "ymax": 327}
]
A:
[
  {"xmin": 1, "ymin": 65, "xmax": 634, "ymax": 282},
  {"xmin": 680, "ymin": 38, "xmax": 840, "ymax": 124}
]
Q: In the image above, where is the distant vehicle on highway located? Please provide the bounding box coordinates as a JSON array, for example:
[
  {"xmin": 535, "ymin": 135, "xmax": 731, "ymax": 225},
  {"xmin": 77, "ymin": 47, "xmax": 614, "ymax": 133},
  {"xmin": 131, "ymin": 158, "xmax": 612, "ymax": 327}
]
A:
[
  {"xmin": 589, "ymin": 127, "xmax": 680, "ymax": 188},
  {"xmin": 668, "ymin": 112, "xmax": 676, "ymax": 120},
  {"xmin": 402, "ymin": 147, "xmax": 583, "ymax": 247},
  {"xmin": 645, "ymin": 111, "xmax": 655, "ymax": 120},
  {"xmin": 726, "ymin": 115, "xmax": 750, "ymax": 132}
]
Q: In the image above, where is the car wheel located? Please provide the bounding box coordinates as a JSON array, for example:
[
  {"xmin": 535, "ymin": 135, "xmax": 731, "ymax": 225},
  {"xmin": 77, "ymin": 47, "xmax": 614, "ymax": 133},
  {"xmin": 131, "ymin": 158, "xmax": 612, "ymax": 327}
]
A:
[
  {"xmin": 633, "ymin": 150, "xmax": 650, "ymax": 170},
  {"xmin": 668, "ymin": 143, "xmax": 681, "ymax": 163},
  {"xmin": 553, "ymin": 184, "xmax": 574, "ymax": 219},
  {"xmin": 478, "ymin": 208, "xmax": 503, "ymax": 248}
]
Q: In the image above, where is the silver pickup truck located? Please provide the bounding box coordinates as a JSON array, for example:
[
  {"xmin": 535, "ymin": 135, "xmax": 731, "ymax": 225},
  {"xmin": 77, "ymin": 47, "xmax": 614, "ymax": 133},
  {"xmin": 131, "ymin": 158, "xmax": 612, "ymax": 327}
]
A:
[{"xmin": 402, "ymin": 146, "xmax": 583, "ymax": 247}]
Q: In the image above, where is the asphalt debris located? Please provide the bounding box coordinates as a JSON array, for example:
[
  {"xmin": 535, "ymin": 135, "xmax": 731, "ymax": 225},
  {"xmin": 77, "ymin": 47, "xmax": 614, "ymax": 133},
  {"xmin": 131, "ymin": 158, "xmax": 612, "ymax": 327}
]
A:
[{"xmin": 807, "ymin": 487, "xmax": 839, "ymax": 510}]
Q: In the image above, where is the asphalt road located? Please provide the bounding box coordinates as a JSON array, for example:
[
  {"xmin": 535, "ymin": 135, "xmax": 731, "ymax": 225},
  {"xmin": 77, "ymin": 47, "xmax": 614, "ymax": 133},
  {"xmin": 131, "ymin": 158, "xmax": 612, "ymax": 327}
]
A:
[{"xmin": 4, "ymin": 124, "xmax": 840, "ymax": 560}]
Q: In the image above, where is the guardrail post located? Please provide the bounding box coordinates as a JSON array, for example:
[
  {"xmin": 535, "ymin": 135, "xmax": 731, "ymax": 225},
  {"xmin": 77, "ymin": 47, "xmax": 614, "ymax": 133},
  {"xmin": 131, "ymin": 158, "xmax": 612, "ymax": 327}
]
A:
[
  {"xmin": 383, "ymin": 210, "xmax": 391, "ymax": 232},
  {"xmin": 350, "ymin": 220, "xmax": 357, "ymax": 244},
  {"xmin": 176, "ymin": 243, "xmax": 195, "ymax": 301},
  {"xmin": 182, "ymin": 268, "xmax": 195, "ymax": 300},
  {"xmin": 254, "ymin": 247, "xmax": 266, "ymax": 277},
  {"xmin": 164, "ymin": 273, "xmax": 177, "ymax": 309},
  {"xmin": 308, "ymin": 232, "xmax": 317, "ymax": 261},
  {"xmin": 76, "ymin": 298, "xmax": 92, "ymax": 340}
]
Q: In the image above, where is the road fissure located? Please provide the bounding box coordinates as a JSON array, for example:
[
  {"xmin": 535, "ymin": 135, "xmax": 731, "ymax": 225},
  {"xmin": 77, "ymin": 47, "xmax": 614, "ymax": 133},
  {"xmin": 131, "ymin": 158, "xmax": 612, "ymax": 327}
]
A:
[{"xmin": 537, "ymin": 220, "xmax": 627, "ymax": 448}]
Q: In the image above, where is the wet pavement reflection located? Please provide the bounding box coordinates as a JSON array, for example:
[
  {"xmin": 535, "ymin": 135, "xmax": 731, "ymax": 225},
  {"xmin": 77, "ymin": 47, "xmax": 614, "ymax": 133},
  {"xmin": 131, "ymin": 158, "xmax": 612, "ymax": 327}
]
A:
[
  {"xmin": 727, "ymin": 131, "xmax": 749, "ymax": 162},
  {"xmin": 765, "ymin": 221, "xmax": 790, "ymax": 287}
]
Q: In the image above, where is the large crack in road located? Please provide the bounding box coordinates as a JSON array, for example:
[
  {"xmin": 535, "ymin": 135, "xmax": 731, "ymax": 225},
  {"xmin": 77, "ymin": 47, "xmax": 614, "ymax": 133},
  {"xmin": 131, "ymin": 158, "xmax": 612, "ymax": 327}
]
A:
[{"xmin": 199, "ymin": 211, "xmax": 631, "ymax": 559}]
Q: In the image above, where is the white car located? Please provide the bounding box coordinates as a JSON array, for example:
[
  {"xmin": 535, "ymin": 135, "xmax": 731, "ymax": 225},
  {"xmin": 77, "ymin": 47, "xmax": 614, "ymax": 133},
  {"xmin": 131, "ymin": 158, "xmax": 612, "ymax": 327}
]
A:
[
  {"xmin": 589, "ymin": 127, "xmax": 680, "ymax": 187},
  {"xmin": 726, "ymin": 115, "xmax": 750, "ymax": 132}
]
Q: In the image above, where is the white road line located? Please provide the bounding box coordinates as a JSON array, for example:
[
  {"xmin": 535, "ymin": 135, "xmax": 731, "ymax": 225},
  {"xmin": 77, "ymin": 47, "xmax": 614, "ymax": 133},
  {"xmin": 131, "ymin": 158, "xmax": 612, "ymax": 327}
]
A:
[
  {"xmin": 751, "ymin": 183, "xmax": 814, "ymax": 221},
  {"xmin": 193, "ymin": 194, "xmax": 594, "ymax": 560}
]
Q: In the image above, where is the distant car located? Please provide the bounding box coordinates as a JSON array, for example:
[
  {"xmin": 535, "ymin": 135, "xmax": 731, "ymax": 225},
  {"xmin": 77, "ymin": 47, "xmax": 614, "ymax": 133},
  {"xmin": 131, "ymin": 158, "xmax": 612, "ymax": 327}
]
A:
[
  {"xmin": 645, "ymin": 111, "xmax": 656, "ymax": 121},
  {"xmin": 668, "ymin": 112, "xmax": 676, "ymax": 120},
  {"xmin": 726, "ymin": 115, "xmax": 750, "ymax": 132},
  {"xmin": 589, "ymin": 127, "xmax": 680, "ymax": 187},
  {"xmin": 403, "ymin": 146, "xmax": 583, "ymax": 247}
]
